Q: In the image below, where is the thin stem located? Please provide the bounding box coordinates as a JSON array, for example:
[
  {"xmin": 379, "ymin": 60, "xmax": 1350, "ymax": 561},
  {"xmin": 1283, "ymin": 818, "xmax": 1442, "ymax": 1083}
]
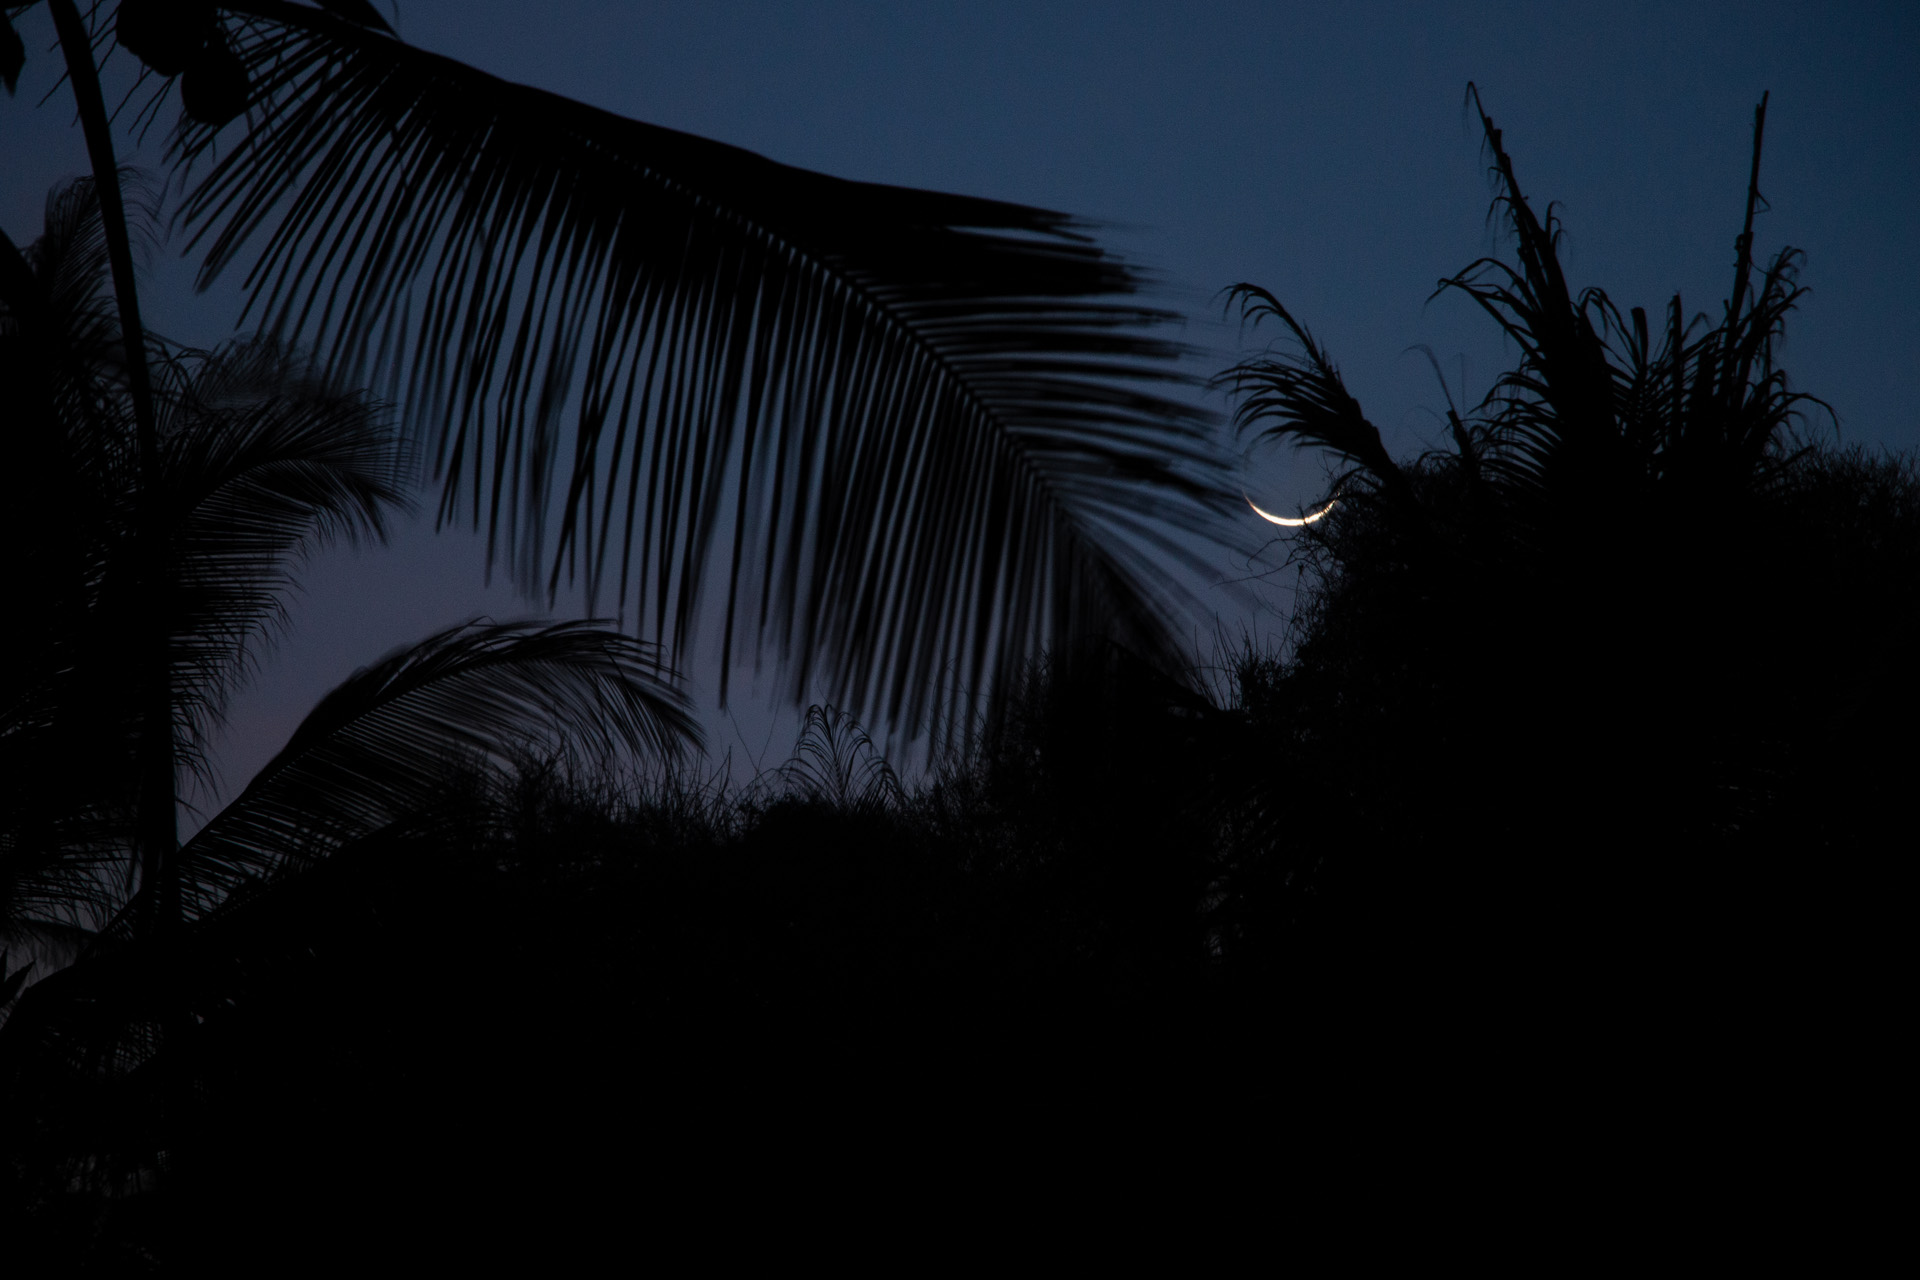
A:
[
  {"xmin": 49, "ymin": 0, "xmax": 179, "ymax": 936},
  {"xmin": 1725, "ymin": 92, "xmax": 1770, "ymax": 342}
]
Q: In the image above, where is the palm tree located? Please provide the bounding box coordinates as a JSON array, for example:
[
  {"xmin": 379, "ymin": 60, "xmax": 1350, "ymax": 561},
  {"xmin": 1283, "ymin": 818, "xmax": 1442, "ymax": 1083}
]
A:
[
  {"xmin": 3, "ymin": 1, "xmax": 1232, "ymax": 752},
  {"xmin": 4, "ymin": 0, "xmax": 1240, "ymax": 955},
  {"xmin": 0, "ymin": 0, "xmax": 1229, "ymax": 1183},
  {"xmin": 0, "ymin": 174, "xmax": 706, "ymax": 1261},
  {"xmin": 1, "ymin": 167, "xmax": 701, "ymax": 955},
  {"xmin": 0, "ymin": 177, "xmax": 703, "ymax": 959},
  {"xmin": 6, "ymin": 2, "xmax": 701, "ymax": 957}
]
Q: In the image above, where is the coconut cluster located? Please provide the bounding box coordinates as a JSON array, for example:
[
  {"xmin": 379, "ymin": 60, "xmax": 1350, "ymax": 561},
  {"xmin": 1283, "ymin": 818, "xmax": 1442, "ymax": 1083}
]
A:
[{"xmin": 116, "ymin": 0, "xmax": 247, "ymax": 127}]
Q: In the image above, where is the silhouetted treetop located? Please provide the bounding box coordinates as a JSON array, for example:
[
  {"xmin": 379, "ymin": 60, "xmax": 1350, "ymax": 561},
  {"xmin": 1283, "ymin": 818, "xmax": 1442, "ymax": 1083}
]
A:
[{"xmin": 1209, "ymin": 89, "xmax": 1898, "ymax": 973}]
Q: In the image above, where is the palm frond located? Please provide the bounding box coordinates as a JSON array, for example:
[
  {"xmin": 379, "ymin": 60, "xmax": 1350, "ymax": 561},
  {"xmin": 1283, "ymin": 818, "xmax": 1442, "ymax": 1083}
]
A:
[
  {"xmin": 143, "ymin": 619, "xmax": 700, "ymax": 926},
  {"xmin": 1, "ymin": 174, "xmax": 157, "ymax": 439},
  {"xmin": 1434, "ymin": 87, "xmax": 1634, "ymax": 518},
  {"xmin": 1214, "ymin": 283, "xmax": 1407, "ymax": 505},
  {"xmin": 0, "ymin": 820, "xmax": 133, "ymax": 946},
  {"xmin": 153, "ymin": 337, "xmax": 406, "ymax": 779},
  {"xmin": 144, "ymin": 1, "xmax": 1230, "ymax": 740}
]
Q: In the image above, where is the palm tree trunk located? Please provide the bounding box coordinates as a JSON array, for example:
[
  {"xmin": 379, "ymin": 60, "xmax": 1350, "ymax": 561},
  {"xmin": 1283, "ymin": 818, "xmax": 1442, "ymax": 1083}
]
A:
[{"xmin": 48, "ymin": 0, "xmax": 179, "ymax": 937}]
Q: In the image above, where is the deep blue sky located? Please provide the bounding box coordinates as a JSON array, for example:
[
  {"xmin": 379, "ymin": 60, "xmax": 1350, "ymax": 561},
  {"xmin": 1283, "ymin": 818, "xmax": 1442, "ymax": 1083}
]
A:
[{"xmin": 6, "ymin": 1, "xmax": 1917, "ymax": 814}]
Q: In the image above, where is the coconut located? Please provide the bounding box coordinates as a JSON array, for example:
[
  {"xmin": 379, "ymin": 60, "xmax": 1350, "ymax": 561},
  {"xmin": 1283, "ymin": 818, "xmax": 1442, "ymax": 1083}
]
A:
[
  {"xmin": 115, "ymin": 0, "xmax": 216, "ymax": 78},
  {"xmin": 181, "ymin": 27, "xmax": 247, "ymax": 128}
]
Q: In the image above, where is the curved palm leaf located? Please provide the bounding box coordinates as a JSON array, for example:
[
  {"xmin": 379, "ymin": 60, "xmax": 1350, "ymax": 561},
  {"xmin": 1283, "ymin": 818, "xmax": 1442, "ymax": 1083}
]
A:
[
  {"xmin": 1214, "ymin": 283, "xmax": 1409, "ymax": 506},
  {"xmin": 141, "ymin": 1, "xmax": 1228, "ymax": 739},
  {"xmin": 143, "ymin": 618, "xmax": 700, "ymax": 928}
]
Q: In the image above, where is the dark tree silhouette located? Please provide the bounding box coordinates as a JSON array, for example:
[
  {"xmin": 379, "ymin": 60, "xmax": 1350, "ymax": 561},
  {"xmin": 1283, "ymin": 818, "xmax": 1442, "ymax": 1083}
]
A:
[{"xmin": 1207, "ymin": 87, "xmax": 1919, "ymax": 1135}]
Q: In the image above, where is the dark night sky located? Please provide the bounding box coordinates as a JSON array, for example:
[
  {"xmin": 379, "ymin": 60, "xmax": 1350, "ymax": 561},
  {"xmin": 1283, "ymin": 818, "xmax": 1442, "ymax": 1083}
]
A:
[{"xmin": 5, "ymin": 1, "xmax": 1917, "ymax": 820}]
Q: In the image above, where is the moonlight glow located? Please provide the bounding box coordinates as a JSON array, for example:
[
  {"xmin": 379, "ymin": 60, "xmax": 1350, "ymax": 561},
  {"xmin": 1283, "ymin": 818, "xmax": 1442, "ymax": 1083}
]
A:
[{"xmin": 1247, "ymin": 495, "xmax": 1337, "ymax": 527}]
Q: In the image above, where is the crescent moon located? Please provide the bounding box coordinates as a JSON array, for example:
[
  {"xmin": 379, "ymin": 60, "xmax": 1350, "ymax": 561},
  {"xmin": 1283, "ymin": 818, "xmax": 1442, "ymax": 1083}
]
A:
[{"xmin": 1246, "ymin": 494, "xmax": 1337, "ymax": 527}]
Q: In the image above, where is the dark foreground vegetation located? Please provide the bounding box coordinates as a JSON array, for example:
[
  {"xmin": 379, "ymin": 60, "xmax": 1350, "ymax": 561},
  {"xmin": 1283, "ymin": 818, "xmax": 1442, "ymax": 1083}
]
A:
[
  {"xmin": 9, "ymin": 420, "xmax": 1917, "ymax": 1261},
  {"xmin": 8, "ymin": 516, "xmax": 1916, "ymax": 1263},
  {"xmin": 3, "ymin": 2, "xmax": 1913, "ymax": 1264}
]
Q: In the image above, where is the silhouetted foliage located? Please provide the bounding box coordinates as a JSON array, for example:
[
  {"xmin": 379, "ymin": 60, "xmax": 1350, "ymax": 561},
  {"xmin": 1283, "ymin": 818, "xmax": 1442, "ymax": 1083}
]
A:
[
  {"xmin": 0, "ymin": 173, "xmax": 700, "ymax": 1267},
  {"xmin": 100, "ymin": 0, "xmax": 1232, "ymax": 741},
  {"xmin": 1209, "ymin": 93, "xmax": 1917, "ymax": 1095},
  {"xmin": 8, "ymin": 23, "xmax": 1913, "ymax": 1256},
  {"xmin": 1, "ymin": 176, "xmax": 699, "ymax": 946},
  {"xmin": 2, "ymin": 6, "xmax": 1242, "ymax": 1260}
]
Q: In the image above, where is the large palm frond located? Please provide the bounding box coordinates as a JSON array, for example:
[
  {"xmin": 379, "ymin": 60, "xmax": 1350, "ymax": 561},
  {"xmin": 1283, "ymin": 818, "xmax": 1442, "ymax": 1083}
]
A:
[{"xmin": 126, "ymin": 1, "xmax": 1230, "ymax": 740}]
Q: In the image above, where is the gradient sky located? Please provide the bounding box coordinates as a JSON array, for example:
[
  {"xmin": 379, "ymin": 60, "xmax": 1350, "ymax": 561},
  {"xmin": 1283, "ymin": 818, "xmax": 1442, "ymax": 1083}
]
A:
[{"xmin": 5, "ymin": 1, "xmax": 1917, "ymax": 817}]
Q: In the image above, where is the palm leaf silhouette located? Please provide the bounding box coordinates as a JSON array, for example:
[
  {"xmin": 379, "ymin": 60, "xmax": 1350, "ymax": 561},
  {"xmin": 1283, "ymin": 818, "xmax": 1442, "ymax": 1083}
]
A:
[
  {"xmin": 153, "ymin": 336, "xmax": 408, "ymax": 785},
  {"xmin": 1214, "ymin": 283, "xmax": 1410, "ymax": 510},
  {"xmin": 130, "ymin": 1, "xmax": 1229, "ymax": 739},
  {"xmin": 122, "ymin": 618, "xmax": 698, "ymax": 934},
  {"xmin": 776, "ymin": 705, "xmax": 904, "ymax": 813}
]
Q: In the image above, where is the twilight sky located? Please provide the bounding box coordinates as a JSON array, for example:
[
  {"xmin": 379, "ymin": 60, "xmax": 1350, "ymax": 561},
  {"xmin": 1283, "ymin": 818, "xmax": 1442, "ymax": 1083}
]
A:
[{"xmin": 5, "ymin": 1, "xmax": 1917, "ymax": 816}]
